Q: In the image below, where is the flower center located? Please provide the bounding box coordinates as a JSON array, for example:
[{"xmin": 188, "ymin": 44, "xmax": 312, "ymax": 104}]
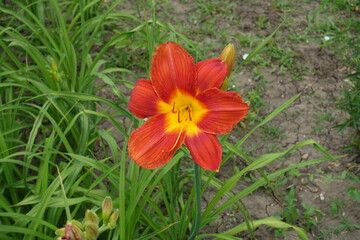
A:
[
  {"xmin": 157, "ymin": 89, "xmax": 208, "ymax": 135},
  {"xmin": 172, "ymin": 102, "xmax": 193, "ymax": 122}
]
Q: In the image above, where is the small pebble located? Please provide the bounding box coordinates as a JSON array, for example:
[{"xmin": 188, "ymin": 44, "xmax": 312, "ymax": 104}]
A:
[{"xmin": 319, "ymin": 193, "xmax": 325, "ymax": 201}]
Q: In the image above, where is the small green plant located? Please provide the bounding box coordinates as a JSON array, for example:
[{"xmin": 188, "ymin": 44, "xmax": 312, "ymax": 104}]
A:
[
  {"xmin": 261, "ymin": 124, "xmax": 285, "ymax": 141},
  {"xmin": 346, "ymin": 187, "xmax": 360, "ymax": 203},
  {"xmin": 255, "ymin": 16, "xmax": 270, "ymax": 29},
  {"xmin": 301, "ymin": 203, "xmax": 323, "ymax": 231},
  {"xmin": 274, "ymin": 187, "xmax": 323, "ymax": 237},
  {"xmin": 329, "ymin": 198, "xmax": 345, "ymax": 216},
  {"xmin": 336, "ymin": 73, "xmax": 360, "ymax": 150},
  {"xmin": 274, "ymin": 187, "xmax": 299, "ymax": 237}
]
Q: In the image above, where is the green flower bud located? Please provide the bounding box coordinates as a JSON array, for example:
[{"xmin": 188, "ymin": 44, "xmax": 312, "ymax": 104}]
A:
[
  {"xmin": 55, "ymin": 227, "xmax": 65, "ymax": 237},
  {"xmin": 71, "ymin": 224, "xmax": 85, "ymax": 240},
  {"xmin": 102, "ymin": 196, "xmax": 113, "ymax": 225},
  {"xmin": 70, "ymin": 219, "xmax": 84, "ymax": 231},
  {"xmin": 50, "ymin": 58, "xmax": 58, "ymax": 72},
  {"xmin": 84, "ymin": 222, "xmax": 99, "ymax": 240},
  {"xmin": 109, "ymin": 209, "xmax": 119, "ymax": 229},
  {"xmin": 84, "ymin": 210, "xmax": 99, "ymax": 225}
]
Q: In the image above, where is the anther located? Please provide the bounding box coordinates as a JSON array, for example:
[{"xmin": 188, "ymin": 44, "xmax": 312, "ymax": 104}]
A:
[{"xmin": 172, "ymin": 102, "xmax": 177, "ymax": 113}]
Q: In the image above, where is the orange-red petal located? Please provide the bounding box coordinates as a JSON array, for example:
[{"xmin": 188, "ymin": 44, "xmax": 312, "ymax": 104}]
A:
[
  {"xmin": 185, "ymin": 132, "xmax": 222, "ymax": 171},
  {"xmin": 195, "ymin": 58, "xmax": 227, "ymax": 92},
  {"xmin": 196, "ymin": 88, "xmax": 249, "ymax": 135},
  {"xmin": 128, "ymin": 79, "xmax": 160, "ymax": 118},
  {"xmin": 150, "ymin": 42, "xmax": 196, "ymax": 102},
  {"xmin": 128, "ymin": 114, "xmax": 185, "ymax": 169}
]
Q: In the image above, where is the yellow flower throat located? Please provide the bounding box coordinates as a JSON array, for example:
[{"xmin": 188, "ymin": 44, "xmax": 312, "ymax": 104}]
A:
[{"xmin": 158, "ymin": 89, "xmax": 208, "ymax": 136}]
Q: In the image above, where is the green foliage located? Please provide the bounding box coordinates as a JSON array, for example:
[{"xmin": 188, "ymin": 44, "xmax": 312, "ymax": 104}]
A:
[
  {"xmin": 274, "ymin": 187, "xmax": 323, "ymax": 237},
  {"xmin": 336, "ymin": 73, "xmax": 360, "ymax": 150}
]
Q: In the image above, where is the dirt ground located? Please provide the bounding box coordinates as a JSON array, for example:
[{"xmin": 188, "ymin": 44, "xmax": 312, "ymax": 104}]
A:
[
  {"xmin": 152, "ymin": 1, "xmax": 360, "ymax": 239},
  {"xmin": 103, "ymin": 0, "xmax": 360, "ymax": 239}
]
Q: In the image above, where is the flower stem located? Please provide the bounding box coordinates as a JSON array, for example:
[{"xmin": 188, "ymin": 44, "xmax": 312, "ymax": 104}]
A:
[{"xmin": 189, "ymin": 162, "xmax": 201, "ymax": 240}]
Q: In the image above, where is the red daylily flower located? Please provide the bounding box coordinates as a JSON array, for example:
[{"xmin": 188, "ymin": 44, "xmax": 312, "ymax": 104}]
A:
[{"xmin": 128, "ymin": 42, "xmax": 249, "ymax": 171}]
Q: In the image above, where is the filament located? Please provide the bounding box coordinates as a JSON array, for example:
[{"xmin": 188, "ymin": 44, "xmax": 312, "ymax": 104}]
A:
[{"xmin": 163, "ymin": 124, "xmax": 184, "ymax": 152}]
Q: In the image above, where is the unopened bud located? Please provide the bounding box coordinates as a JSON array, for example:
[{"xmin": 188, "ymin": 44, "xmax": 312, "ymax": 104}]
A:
[
  {"xmin": 84, "ymin": 222, "xmax": 99, "ymax": 240},
  {"xmin": 219, "ymin": 43, "xmax": 235, "ymax": 78},
  {"xmin": 71, "ymin": 224, "xmax": 85, "ymax": 240},
  {"xmin": 219, "ymin": 44, "xmax": 235, "ymax": 90},
  {"xmin": 55, "ymin": 227, "xmax": 65, "ymax": 237},
  {"xmin": 50, "ymin": 58, "xmax": 58, "ymax": 72},
  {"xmin": 70, "ymin": 219, "xmax": 83, "ymax": 231},
  {"xmin": 84, "ymin": 210, "xmax": 99, "ymax": 225},
  {"xmin": 50, "ymin": 71, "xmax": 60, "ymax": 82},
  {"xmin": 102, "ymin": 196, "xmax": 113, "ymax": 224},
  {"xmin": 64, "ymin": 221, "xmax": 85, "ymax": 240},
  {"xmin": 109, "ymin": 209, "xmax": 119, "ymax": 229},
  {"xmin": 65, "ymin": 222, "xmax": 73, "ymax": 239}
]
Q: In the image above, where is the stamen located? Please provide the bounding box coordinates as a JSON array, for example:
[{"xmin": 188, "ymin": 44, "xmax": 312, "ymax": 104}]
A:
[
  {"xmin": 188, "ymin": 106, "xmax": 193, "ymax": 121},
  {"xmin": 163, "ymin": 124, "xmax": 184, "ymax": 152},
  {"xmin": 174, "ymin": 104, "xmax": 193, "ymax": 123},
  {"xmin": 172, "ymin": 102, "xmax": 177, "ymax": 113}
]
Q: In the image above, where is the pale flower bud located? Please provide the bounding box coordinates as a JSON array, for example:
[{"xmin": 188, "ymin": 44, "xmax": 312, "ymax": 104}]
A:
[
  {"xmin": 71, "ymin": 224, "xmax": 85, "ymax": 240},
  {"xmin": 64, "ymin": 221, "xmax": 85, "ymax": 240},
  {"xmin": 109, "ymin": 209, "xmax": 119, "ymax": 229},
  {"xmin": 84, "ymin": 222, "xmax": 99, "ymax": 240},
  {"xmin": 50, "ymin": 58, "xmax": 58, "ymax": 72},
  {"xmin": 70, "ymin": 220, "xmax": 83, "ymax": 231},
  {"xmin": 84, "ymin": 210, "xmax": 99, "ymax": 225},
  {"xmin": 219, "ymin": 43, "xmax": 235, "ymax": 78},
  {"xmin": 55, "ymin": 227, "xmax": 65, "ymax": 237},
  {"xmin": 102, "ymin": 196, "xmax": 113, "ymax": 224}
]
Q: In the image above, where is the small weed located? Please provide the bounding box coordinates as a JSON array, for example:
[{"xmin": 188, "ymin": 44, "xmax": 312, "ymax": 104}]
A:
[
  {"xmin": 261, "ymin": 124, "xmax": 285, "ymax": 141},
  {"xmin": 336, "ymin": 73, "xmax": 360, "ymax": 150},
  {"xmin": 274, "ymin": 187, "xmax": 323, "ymax": 237},
  {"xmin": 346, "ymin": 187, "xmax": 360, "ymax": 203},
  {"xmin": 271, "ymin": 0, "xmax": 294, "ymax": 11},
  {"xmin": 312, "ymin": 111, "xmax": 335, "ymax": 135},
  {"xmin": 302, "ymin": 203, "xmax": 323, "ymax": 231},
  {"xmin": 251, "ymin": 67, "xmax": 264, "ymax": 81},
  {"xmin": 282, "ymin": 187, "xmax": 299, "ymax": 224},
  {"xmin": 255, "ymin": 16, "xmax": 271, "ymax": 29},
  {"xmin": 318, "ymin": 219, "xmax": 360, "ymax": 239},
  {"xmin": 237, "ymin": 34, "xmax": 260, "ymax": 48},
  {"xmin": 329, "ymin": 198, "xmax": 345, "ymax": 216},
  {"xmin": 244, "ymin": 79, "xmax": 266, "ymax": 125},
  {"xmin": 317, "ymin": 112, "xmax": 335, "ymax": 122},
  {"xmin": 312, "ymin": 125, "xmax": 326, "ymax": 135},
  {"xmin": 267, "ymin": 143, "xmax": 282, "ymax": 152}
]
